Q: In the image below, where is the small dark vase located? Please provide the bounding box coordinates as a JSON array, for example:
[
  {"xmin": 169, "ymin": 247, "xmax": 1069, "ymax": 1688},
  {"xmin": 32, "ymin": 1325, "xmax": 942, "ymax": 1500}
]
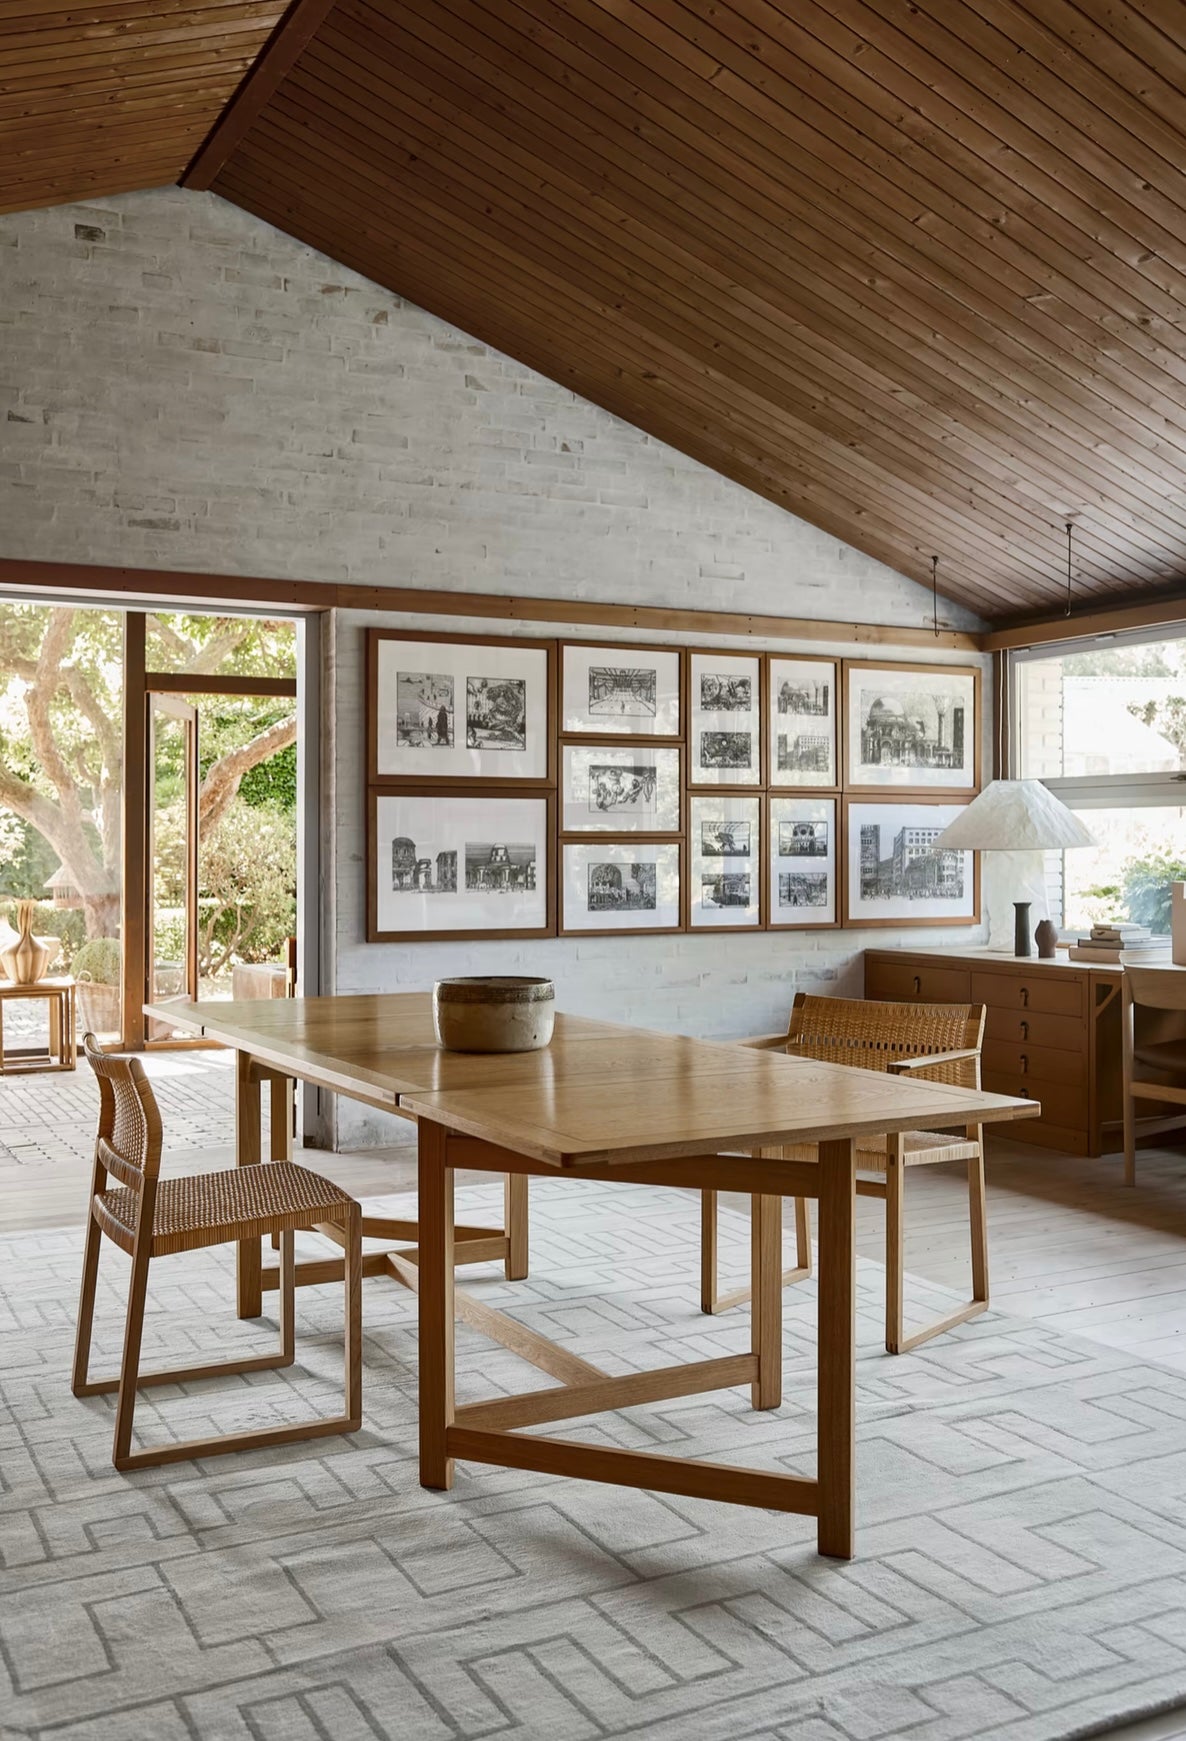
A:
[
  {"xmin": 1013, "ymin": 900, "xmax": 1033, "ymax": 958},
  {"xmin": 1034, "ymin": 918, "xmax": 1059, "ymax": 960}
]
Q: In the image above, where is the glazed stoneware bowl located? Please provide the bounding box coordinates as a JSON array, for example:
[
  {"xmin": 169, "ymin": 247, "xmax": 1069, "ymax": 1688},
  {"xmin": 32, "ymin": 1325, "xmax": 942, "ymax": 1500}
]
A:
[{"xmin": 432, "ymin": 976, "xmax": 555, "ymax": 1053}]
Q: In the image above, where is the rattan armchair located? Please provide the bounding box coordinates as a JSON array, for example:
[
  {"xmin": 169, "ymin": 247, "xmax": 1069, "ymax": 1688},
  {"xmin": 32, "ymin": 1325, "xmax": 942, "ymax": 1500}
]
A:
[
  {"xmin": 72, "ymin": 1035, "xmax": 363, "ymax": 1470},
  {"xmin": 701, "ymin": 993, "xmax": 989, "ymax": 1354}
]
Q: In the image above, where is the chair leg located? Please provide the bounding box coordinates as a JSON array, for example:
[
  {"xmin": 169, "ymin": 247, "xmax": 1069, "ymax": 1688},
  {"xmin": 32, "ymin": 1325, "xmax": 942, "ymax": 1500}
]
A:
[
  {"xmin": 750, "ymin": 1194, "xmax": 782, "ymax": 1410},
  {"xmin": 794, "ymin": 1195, "xmax": 813, "ymax": 1277},
  {"xmin": 278, "ymin": 1229, "xmax": 296, "ymax": 1366},
  {"xmin": 700, "ymin": 1188, "xmax": 719, "ymax": 1313},
  {"xmin": 884, "ymin": 1141, "xmax": 905, "ymax": 1355},
  {"xmin": 71, "ymin": 1210, "xmax": 104, "ymax": 1396},
  {"xmin": 112, "ymin": 1242, "xmax": 153, "ymax": 1469},
  {"xmin": 968, "ymin": 1140, "xmax": 989, "ymax": 1308},
  {"xmin": 343, "ymin": 1205, "xmax": 363, "ymax": 1428}
]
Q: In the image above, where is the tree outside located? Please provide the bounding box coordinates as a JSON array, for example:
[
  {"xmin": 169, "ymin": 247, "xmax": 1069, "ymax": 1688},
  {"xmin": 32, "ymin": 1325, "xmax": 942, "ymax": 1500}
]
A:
[{"xmin": 0, "ymin": 604, "xmax": 297, "ymax": 1019}]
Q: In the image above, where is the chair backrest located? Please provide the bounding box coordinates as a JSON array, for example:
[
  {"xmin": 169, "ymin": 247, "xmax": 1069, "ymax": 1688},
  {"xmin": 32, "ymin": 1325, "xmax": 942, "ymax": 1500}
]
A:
[
  {"xmin": 785, "ymin": 993, "xmax": 985, "ymax": 1089},
  {"xmin": 83, "ymin": 1034, "xmax": 163, "ymax": 1189},
  {"xmin": 1123, "ymin": 962, "xmax": 1186, "ymax": 1012}
]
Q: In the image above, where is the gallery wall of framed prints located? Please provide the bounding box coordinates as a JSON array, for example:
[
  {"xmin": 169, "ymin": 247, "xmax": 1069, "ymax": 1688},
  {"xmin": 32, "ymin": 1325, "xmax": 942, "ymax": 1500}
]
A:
[{"xmin": 366, "ymin": 628, "xmax": 984, "ymax": 941}]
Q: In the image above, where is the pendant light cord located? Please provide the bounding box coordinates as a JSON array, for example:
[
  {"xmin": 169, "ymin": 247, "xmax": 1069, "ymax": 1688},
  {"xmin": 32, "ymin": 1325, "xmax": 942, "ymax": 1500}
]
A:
[
  {"xmin": 1065, "ymin": 521, "xmax": 1073, "ymax": 618},
  {"xmin": 932, "ymin": 554, "xmax": 940, "ymax": 638}
]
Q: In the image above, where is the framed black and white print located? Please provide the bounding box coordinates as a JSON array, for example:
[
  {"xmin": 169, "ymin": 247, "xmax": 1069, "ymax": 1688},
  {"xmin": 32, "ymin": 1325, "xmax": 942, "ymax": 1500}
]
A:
[
  {"xmin": 690, "ymin": 795, "xmax": 761, "ymax": 929},
  {"xmin": 561, "ymin": 743, "xmax": 681, "ymax": 833},
  {"xmin": 768, "ymin": 656, "xmax": 838, "ymax": 789},
  {"xmin": 561, "ymin": 642, "xmax": 681, "ymax": 738},
  {"xmin": 843, "ymin": 799, "xmax": 978, "ymax": 928},
  {"xmin": 689, "ymin": 651, "xmax": 761, "ymax": 786},
  {"xmin": 843, "ymin": 661, "xmax": 980, "ymax": 795},
  {"xmin": 369, "ymin": 789, "xmax": 554, "ymax": 941},
  {"xmin": 561, "ymin": 840, "xmax": 681, "ymax": 934},
  {"xmin": 769, "ymin": 796, "xmax": 837, "ymax": 928},
  {"xmin": 370, "ymin": 631, "xmax": 554, "ymax": 784}
]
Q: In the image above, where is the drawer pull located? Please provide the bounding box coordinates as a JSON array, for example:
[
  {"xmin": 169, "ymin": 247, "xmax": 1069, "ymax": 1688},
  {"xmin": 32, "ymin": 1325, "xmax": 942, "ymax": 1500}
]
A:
[
  {"xmin": 1019, "ymin": 986, "xmax": 1030, "ymax": 1007},
  {"xmin": 1019, "ymin": 1019, "xmax": 1029, "ymax": 1039},
  {"xmin": 912, "ymin": 975, "xmax": 921, "ymax": 994},
  {"xmin": 1020, "ymin": 1053, "xmax": 1029, "ymax": 1075}
]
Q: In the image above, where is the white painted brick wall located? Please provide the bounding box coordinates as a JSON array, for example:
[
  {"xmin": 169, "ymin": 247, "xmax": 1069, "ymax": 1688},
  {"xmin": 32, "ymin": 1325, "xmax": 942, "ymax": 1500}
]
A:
[{"xmin": 0, "ymin": 187, "xmax": 990, "ymax": 1148}]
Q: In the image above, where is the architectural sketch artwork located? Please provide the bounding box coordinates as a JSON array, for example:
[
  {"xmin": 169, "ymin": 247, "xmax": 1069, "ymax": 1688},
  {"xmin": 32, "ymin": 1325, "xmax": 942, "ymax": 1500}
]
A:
[
  {"xmin": 463, "ymin": 841, "xmax": 537, "ymax": 893},
  {"xmin": 587, "ymin": 862, "xmax": 657, "ymax": 912},
  {"xmin": 396, "ymin": 671, "xmax": 454, "ymax": 747},
  {"xmin": 391, "ymin": 837, "xmax": 458, "ymax": 893},
  {"xmin": 859, "ymin": 688, "xmax": 966, "ymax": 771},
  {"xmin": 701, "ymin": 820, "xmax": 751, "ymax": 857},
  {"xmin": 465, "ymin": 676, "xmax": 527, "ymax": 750},
  {"xmin": 778, "ymin": 820, "xmax": 828, "ymax": 857},
  {"xmin": 777, "ymin": 676, "xmax": 830, "ymax": 716},
  {"xmin": 858, "ymin": 822, "xmax": 964, "ymax": 901},
  {"xmin": 779, "ymin": 871, "xmax": 829, "ymax": 908},
  {"xmin": 588, "ymin": 764, "xmax": 658, "ymax": 814},
  {"xmin": 700, "ymin": 731, "xmax": 752, "ymax": 769},
  {"xmin": 700, "ymin": 673, "xmax": 752, "ymax": 712},
  {"xmin": 588, "ymin": 666, "xmax": 657, "ymax": 717},
  {"xmin": 777, "ymin": 731, "xmax": 832, "ymax": 774},
  {"xmin": 702, "ymin": 872, "xmax": 751, "ymax": 908}
]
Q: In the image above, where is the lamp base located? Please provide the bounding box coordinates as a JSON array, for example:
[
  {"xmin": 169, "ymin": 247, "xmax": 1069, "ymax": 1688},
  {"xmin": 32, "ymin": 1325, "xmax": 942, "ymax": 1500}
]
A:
[{"xmin": 1013, "ymin": 900, "xmax": 1033, "ymax": 958}]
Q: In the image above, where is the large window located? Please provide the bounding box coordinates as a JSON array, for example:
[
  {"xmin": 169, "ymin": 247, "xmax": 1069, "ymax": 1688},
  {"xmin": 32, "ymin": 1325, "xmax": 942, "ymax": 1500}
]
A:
[{"xmin": 1013, "ymin": 634, "xmax": 1186, "ymax": 933}]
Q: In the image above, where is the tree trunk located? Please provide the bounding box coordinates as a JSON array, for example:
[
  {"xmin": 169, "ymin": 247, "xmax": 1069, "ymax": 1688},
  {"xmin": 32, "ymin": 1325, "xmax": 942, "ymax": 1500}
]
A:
[{"xmin": 82, "ymin": 892, "xmax": 120, "ymax": 938}]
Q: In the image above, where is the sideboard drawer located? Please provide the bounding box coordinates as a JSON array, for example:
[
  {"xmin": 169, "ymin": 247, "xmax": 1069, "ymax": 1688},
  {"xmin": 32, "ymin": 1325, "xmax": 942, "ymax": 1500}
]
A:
[
  {"xmin": 982, "ymin": 1038, "xmax": 1087, "ymax": 1087},
  {"xmin": 865, "ymin": 959, "xmax": 973, "ymax": 1005},
  {"xmin": 970, "ymin": 970, "xmax": 1086, "ymax": 1020},
  {"xmin": 981, "ymin": 1072, "xmax": 1082, "ymax": 1127},
  {"xmin": 982, "ymin": 1007, "xmax": 1087, "ymax": 1051}
]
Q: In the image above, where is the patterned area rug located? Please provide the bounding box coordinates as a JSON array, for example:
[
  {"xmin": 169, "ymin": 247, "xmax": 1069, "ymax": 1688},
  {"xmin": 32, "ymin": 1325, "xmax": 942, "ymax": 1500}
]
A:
[{"xmin": 5, "ymin": 1179, "xmax": 1186, "ymax": 1741}]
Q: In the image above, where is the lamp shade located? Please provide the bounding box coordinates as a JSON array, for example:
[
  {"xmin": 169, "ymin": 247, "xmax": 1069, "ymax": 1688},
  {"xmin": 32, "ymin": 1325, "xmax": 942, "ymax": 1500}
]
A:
[{"xmin": 934, "ymin": 780, "xmax": 1094, "ymax": 852}]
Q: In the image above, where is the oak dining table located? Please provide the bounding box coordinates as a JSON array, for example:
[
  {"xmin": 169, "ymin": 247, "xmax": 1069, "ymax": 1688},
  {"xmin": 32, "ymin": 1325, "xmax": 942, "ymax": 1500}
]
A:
[{"xmin": 148, "ymin": 993, "xmax": 1037, "ymax": 1558}]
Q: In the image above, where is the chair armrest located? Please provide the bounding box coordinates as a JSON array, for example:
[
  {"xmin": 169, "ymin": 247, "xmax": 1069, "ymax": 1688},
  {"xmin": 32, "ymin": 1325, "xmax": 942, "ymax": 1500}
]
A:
[
  {"xmin": 887, "ymin": 1048, "xmax": 980, "ymax": 1075},
  {"xmin": 736, "ymin": 1031, "xmax": 792, "ymax": 1050}
]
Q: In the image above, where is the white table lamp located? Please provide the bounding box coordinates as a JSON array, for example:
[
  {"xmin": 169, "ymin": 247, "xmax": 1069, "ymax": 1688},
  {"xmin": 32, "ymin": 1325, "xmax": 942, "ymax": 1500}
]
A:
[{"xmin": 935, "ymin": 780, "xmax": 1094, "ymax": 957}]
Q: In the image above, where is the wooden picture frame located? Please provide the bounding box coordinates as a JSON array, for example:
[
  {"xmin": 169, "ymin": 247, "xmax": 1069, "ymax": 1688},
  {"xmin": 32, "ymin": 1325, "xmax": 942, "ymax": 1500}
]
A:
[
  {"xmin": 560, "ymin": 839, "xmax": 683, "ymax": 936},
  {"xmin": 687, "ymin": 650, "xmax": 765, "ymax": 789},
  {"xmin": 560, "ymin": 640, "xmax": 683, "ymax": 740},
  {"xmin": 561, "ymin": 742, "xmax": 683, "ymax": 834},
  {"xmin": 688, "ymin": 794, "xmax": 762, "ymax": 930},
  {"xmin": 767, "ymin": 795, "xmax": 839, "ymax": 929},
  {"xmin": 767, "ymin": 654, "xmax": 839, "ymax": 791},
  {"xmin": 842, "ymin": 797, "xmax": 979, "ymax": 929},
  {"xmin": 842, "ymin": 660, "xmax": 981, "ymax": 797},
  {"xmin": 368, "ymin": 786, "xmax": 556, "ymax": 942},
  {"xmin": 368, "ymin": 629, "xmax": 557, "ymax": 787}
]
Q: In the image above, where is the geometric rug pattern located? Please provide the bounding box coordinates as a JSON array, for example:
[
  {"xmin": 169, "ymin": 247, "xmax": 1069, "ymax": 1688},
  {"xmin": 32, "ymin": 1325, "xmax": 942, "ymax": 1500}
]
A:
[{"xmin": 4, "ymin": 1178, "xmax": 1186, "ymax": 1740}]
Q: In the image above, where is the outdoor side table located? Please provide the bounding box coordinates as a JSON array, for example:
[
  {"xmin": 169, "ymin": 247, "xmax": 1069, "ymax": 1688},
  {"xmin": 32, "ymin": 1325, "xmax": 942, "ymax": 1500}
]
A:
[{"xmin": 0, "ymin": 977, "xmax": 77, "ymax": 1073}]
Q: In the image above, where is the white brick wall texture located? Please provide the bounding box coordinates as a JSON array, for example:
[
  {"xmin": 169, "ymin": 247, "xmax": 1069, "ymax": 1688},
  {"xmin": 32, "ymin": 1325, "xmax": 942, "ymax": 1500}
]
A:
[{"xmin": 0, "ymin": 187, "xmax": 990, "ymax": 1147}]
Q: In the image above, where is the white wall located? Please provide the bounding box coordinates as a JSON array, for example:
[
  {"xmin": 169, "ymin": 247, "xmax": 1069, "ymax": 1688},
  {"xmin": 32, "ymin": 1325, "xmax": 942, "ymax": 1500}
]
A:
[{"xmin": 1, "ymin": 188, "xmax": 989, "ymax": 1147}]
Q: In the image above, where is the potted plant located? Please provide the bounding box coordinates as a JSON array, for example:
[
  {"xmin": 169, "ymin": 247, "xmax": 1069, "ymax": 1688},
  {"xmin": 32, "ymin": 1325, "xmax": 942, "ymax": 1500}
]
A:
[{"xmin": 73, "ymin": 938, "xmax": 122, "ymax": 1037}]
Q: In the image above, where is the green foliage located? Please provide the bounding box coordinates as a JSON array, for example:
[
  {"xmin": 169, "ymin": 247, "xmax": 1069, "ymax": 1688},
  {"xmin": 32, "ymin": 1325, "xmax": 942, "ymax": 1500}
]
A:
[
  {"xmin": 197, "ymin": 798, "xmax": 295, "ymax": 975},
  {"xmin": 0, "ymin": 814, "xmax": 57, "ymax": 898},
  {"xmin": 37, "ymin": 906, "xmax": 88, "ymax": 968},
  {"xmin": 1092, "ymin": 852, "xmax": 1186, "ymax": 935},
  {"xmin": 73, "ymin": 937, "xmax": 122, "ymax": 985},
  {"xmin": 239, "ymin": 741, "xmax": 296, "ymax": 810}
]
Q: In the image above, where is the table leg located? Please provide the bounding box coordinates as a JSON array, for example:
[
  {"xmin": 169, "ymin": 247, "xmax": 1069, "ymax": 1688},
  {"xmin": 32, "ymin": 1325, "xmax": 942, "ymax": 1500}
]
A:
[
  {"xmin": 504, "ymin": 1173, "xmax": 529, "ymax": 1280},
  {"xmin": 750, "ymin": 1194, "xmax": 782, "ymax": 1409},
  {"xmin": 817, "ymin": 1137, "xmax": 855, "ymax": 1560},
  {"xmin": 235, "ymin": 1049, "xmax": 263, "ymax": 1319},
  {"xmin": 269, "ymin": 1071, "xmax": 294, "ymax": 1162},
  {"xmin": 418, "ymin": 1118, "xmax": 455, "ymax": 1490},
  {"xmin": 49, "ymin": 993, "xmax": 61, "ymax": 1064}
]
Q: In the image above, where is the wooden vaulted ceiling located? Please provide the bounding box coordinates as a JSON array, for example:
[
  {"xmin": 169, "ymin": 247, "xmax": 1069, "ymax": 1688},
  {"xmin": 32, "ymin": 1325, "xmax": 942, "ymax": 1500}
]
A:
[{"xmin": 7, "ymin": 1, "xmax": 1186, "ymax": 623}]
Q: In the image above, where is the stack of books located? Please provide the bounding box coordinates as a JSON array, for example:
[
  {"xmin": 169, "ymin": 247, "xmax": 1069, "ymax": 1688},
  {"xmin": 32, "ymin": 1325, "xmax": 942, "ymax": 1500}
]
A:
[{"xmin": 1067, "ymin": 922, "xmax": 1169, "ymax": 963}]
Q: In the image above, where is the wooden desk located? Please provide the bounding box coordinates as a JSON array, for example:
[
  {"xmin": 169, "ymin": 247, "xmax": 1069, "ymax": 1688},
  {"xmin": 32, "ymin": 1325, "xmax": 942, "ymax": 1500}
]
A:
[
  {"xmin": 0, "ymin": 977, "xmax": 76, "ymax": 1073},
  {"xmin": 150, "ymin": 994, "xmax": 1036, "ymax": 1558}
]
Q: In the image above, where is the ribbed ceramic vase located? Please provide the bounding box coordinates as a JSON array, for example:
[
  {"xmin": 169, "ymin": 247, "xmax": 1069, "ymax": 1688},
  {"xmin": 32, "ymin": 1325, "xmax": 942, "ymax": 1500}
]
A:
[{"xmin": 1, "ymin": 900, "xmax": 50, "ymax": 986}]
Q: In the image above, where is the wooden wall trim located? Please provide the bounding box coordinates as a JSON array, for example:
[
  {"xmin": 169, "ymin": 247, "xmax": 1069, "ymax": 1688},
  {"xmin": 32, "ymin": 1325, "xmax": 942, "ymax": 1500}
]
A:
[
  {"xmin": 181, "ymin": 0, "xmax": 342, "ymax": 191},
  {"xmin": 983, "ymin": 592, "xmax": 1186, "ymax": 653},
  {"xmin": 0, "ymin": 559, "xmax": 983, "ymax": 652}
]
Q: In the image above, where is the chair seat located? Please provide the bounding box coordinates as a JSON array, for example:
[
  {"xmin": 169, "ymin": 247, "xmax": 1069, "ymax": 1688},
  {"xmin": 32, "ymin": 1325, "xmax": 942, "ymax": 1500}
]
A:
[
  {"xmin": 94, "ymin": 1161, "xmax": 355, "ymax": 1257},
  {"xmin": 1132, "ymin": 1040, "xmax": 1186, "ymax": 1078},
  {"xmin": 779, "ymin": 1130, "xmax": 981, "ymax": 1168}
]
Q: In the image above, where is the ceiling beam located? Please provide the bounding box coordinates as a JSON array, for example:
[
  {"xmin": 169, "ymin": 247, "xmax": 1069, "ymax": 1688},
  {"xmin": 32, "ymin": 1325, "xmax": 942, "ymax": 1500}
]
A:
[{"xmin": 180, "ymin": 0, "xmax": 340, "ymax": 190}]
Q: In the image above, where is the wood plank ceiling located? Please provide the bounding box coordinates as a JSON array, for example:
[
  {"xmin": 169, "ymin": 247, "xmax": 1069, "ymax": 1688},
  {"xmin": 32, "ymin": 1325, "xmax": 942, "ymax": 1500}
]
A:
[
  {"xmin": 0, "ymin": 0, "xmax": 290, "ymax": 213},
  {"xmin": 7, "ymin": 2, "xmax": 1186, "ymax": 621}
]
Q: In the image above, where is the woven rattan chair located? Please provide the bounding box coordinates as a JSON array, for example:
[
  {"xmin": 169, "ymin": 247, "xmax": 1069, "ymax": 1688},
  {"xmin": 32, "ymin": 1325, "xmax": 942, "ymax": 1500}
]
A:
[
  {"xmin": 701, "ymin": 993, "xmax": 989, "ymax": 1354},
  {"xmin": 72, "ymin": 1035, "xmax": 363, "ymax": 1470}
]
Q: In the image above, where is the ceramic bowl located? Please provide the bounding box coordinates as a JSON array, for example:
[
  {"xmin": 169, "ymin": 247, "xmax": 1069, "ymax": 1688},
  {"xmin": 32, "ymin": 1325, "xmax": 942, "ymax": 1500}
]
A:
[{"xmin": 432, "ymin": 976, "xmax": 555, "ymax": 1053}]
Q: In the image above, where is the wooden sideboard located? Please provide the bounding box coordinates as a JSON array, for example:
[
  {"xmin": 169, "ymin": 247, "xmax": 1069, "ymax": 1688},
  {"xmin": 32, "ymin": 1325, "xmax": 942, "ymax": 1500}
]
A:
[{"xmin": 863, "ymin": 948, "xmax": 1122, "ymax": 1157}]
